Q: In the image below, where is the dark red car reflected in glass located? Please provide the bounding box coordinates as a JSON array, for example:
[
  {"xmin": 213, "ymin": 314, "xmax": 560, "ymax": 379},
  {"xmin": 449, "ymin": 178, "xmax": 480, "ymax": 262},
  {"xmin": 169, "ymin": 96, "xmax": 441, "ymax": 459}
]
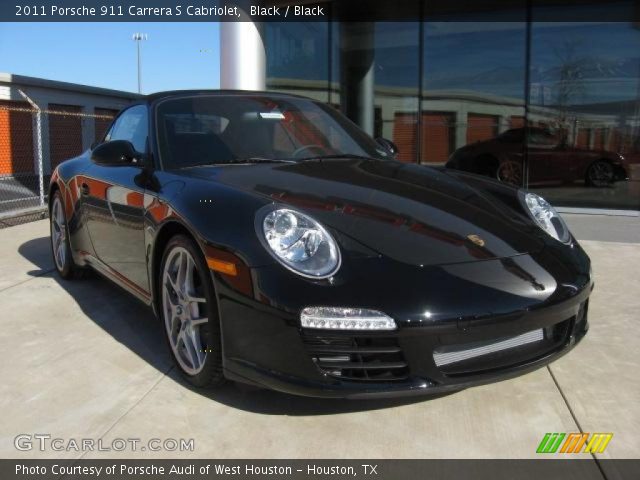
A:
[{"xmin": 446, "ymin": 127, "xmax": 632, "ymax": 188}]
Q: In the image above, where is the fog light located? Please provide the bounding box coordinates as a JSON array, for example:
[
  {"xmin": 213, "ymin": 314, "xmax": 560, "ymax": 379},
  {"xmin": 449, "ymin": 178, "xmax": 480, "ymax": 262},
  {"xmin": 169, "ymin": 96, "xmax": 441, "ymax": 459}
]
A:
[{"xmin": 300, "ymin": 307, "xmax": 397, "ymax": 331}]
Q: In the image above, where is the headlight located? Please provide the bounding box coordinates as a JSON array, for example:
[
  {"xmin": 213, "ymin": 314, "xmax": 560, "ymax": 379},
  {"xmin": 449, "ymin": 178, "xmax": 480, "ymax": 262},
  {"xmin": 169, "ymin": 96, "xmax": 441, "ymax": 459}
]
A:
[
  {"xmin": 523, "ymin": 192, "xmax": 571, "ymax": 243},
  {"xmin": 260, "ymin": 207, "xmax": 341, "ymax": 278}
]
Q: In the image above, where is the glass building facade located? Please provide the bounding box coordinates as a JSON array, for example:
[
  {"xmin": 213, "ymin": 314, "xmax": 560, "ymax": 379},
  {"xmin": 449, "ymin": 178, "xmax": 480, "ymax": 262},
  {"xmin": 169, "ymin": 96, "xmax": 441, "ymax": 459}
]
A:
[{"xmin": 263, "ymin": 1, "xmax": 640, "ymax": 211}]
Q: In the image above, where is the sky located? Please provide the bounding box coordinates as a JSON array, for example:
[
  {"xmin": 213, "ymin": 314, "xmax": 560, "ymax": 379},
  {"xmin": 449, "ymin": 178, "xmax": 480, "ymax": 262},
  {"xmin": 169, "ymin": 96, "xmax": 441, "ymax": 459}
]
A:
[
  {"xmin": 0, "ymin": 22, "xmax": 220, "ymax": 93},
  {"xmin": 1, "ymin": 21, "xmax": 638, "ymax": 104}
]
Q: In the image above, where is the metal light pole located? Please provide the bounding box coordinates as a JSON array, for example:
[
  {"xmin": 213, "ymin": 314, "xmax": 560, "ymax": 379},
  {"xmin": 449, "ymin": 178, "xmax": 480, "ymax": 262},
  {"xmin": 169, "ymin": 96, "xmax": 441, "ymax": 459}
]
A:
[{"xmin": 132, "ymin": 33, "xmax": 148, "ymax": 93}]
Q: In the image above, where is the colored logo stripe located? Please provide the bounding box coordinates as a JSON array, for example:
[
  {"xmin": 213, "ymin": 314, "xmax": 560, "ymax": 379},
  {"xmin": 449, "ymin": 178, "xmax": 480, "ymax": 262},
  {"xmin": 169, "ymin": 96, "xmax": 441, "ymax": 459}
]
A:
[
  {"xmin": 537, "ymin": 433, "xmax": 613, "ymax": 454},
  {"xmin": 537, "ymin": 433, "xmax": 566, "ymax": 453},
  {"xmin": 560, "ymin": 433, "xmax": 589, "ymax": 453},
  {"xmin": 585, "ymin": 434, "xmax": 613, "ymax": 454}
]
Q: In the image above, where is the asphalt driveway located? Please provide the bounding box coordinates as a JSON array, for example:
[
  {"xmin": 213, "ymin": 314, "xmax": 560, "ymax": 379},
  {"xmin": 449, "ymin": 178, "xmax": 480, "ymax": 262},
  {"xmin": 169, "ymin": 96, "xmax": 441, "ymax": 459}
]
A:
[{"xmin": 0, "ymin": 219, "xmax": 638, "ymax": 467}]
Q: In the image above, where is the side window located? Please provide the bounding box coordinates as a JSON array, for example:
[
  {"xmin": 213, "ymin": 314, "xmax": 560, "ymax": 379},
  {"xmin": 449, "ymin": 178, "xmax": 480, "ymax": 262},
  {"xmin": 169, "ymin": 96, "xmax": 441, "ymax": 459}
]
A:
[
  {"xmin": 105, "ymin": 105, "xmax": 148, "ymax": 152},
  {"xmin": 528, "ymin": 130, "xmax": 558, "ymax": 147},
  {"xmin": 500, "ymin": 129, "xmax": 524, "ymax": 143}
]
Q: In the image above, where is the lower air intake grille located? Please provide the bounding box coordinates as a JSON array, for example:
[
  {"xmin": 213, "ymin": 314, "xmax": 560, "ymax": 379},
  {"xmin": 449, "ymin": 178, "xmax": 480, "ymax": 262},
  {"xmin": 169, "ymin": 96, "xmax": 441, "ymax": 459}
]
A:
[
  {"xmin": 302, "ymin": 334, "xmax": 409, "ymax": 382},
  {"xmin": 433, "ymin": 329, "xmax": 544, "ymax": 367}
]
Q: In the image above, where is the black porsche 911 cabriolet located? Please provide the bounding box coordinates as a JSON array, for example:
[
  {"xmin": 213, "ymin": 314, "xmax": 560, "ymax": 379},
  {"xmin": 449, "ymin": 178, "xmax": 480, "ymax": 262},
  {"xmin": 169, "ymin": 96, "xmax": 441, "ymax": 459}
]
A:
[{"xmin": 49, "ymin": 90, "xmax": 592, "ymax": 398}]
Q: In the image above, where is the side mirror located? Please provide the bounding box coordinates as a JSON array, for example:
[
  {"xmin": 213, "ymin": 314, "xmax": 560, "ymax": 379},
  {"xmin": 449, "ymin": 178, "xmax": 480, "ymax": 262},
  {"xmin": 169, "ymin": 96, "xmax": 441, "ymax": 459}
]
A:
[
  {"xmin": 376, "ymin": 137, "xmax": 399, "ymax": 157},
  {"xmin": 91, "ymin": 140, "xmax": 142, "ymax": 166}
]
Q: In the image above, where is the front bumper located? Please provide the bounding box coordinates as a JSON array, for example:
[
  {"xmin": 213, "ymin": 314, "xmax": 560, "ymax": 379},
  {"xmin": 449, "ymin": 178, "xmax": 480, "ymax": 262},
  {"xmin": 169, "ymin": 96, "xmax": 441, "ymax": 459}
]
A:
[
  {"xmin": 214, "ymin": 242, "xmax": 592, "ymax": 399},
  {"xmin": 613, "ymin": 163, "xmax": 629, "ymax": 181}
]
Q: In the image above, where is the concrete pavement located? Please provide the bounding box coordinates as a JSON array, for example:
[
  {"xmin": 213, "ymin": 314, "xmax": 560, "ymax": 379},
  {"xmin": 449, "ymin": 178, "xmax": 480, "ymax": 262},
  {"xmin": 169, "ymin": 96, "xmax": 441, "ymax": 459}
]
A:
[{"xmin": 0, "ymin": 219, "xmax": 638, "ymax": 462}]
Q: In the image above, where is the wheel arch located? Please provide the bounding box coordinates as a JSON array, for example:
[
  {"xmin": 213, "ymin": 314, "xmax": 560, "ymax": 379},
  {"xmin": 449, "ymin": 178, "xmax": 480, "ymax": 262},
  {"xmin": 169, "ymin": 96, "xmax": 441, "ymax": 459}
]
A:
[
  {"xmin": 48, "ymin": 181, "xmax": 61, "ymax": 214},
  {"xmin": 151, "ymin": 220, "xmax": 227, "ymax": 385},
  {"xmin": 149, "ymin": 220, "xmax": 219, "ymax": 318},
  {"xmin": 588, "ymin": 157, "xmax": 613, "ymax": 167},
  {"xmin": 587, "ymin": 157, "xmax": 615, "ymax": 170},
  {"xmin": 472, "ymin": 153, "xmax": 500, "ymax": 177},
  {"xmin": 48, "ymin": 178, "xmax": 80, "ymax": 255}
]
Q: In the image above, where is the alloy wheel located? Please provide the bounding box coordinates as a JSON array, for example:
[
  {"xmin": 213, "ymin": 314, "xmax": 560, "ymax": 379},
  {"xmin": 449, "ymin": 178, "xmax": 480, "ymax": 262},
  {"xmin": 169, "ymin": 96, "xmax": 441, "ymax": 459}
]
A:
[
  {"xmin": 496, "ymin": 161, "xmax": 523, "ymax": 186},
  {"xmin": 588, "ymin": 161, "xmax": 613, "ymax": 187},
  {"xmin": 51, "ymin": 196, "xmax": 67, "ymax": 271},
  {"xmin": 162, "ymin": 246, "xmax": 209, "ymax": 375}
]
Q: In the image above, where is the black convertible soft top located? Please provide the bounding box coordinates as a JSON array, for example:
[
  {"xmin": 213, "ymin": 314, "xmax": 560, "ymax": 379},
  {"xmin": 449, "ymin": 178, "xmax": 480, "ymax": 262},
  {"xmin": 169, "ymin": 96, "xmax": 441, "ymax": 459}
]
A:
[{"xmin": 145, "ymin": 89, "xmax": 309, "ymax": 102}]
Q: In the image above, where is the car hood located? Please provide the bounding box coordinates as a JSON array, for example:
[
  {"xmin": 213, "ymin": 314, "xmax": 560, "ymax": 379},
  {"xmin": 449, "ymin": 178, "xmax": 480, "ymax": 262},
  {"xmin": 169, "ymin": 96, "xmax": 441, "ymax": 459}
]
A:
[{"xmin": 182, "ymin": 159, "xmax": 545, "ymax": 267}]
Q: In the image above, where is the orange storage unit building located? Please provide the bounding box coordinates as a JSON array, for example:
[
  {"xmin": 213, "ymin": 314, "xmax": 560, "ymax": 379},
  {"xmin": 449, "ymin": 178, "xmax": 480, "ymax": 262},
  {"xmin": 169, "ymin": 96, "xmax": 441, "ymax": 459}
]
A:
[{"xmin": 0, "ymin": 100, "xmax": 34, "ymax": 176}]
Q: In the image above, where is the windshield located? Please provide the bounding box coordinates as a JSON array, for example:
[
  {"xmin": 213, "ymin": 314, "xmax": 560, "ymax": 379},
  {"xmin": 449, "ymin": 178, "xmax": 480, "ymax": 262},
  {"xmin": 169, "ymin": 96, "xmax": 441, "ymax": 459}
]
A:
[{"xmin": 155, "ymin": 94, "xmax": 390, "ymax": 169}]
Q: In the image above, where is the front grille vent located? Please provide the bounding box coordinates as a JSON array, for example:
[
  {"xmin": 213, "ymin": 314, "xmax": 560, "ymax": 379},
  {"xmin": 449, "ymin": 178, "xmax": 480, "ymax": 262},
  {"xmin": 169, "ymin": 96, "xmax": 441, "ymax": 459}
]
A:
[
  {"xmin": 302, "ymin": 334, "xmax": 409, "ymax": 382},
  {"xmin": 433, "ymin": 329, "xmax": 544, "ymax": 367},
  {"xmin": 434, "ymin": 316, "xmax": 574, "ymax": 377}
]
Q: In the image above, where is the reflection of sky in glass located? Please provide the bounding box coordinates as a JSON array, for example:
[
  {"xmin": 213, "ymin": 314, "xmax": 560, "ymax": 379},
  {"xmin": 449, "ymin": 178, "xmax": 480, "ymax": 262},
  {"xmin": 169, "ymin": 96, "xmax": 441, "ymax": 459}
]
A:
[
  {"xmin": 530, "ymin": 23, "xmax": 640, "ymax": 105},
  {"xmin": 374, "ymin": 23, "xmax": 420, "ymax": 89},
  {"xmin": 265, "ymin": 22, "xmax": 329, "ymax": 81},
  {"xmin": 425, "ymin": 22, "xmax": 640, "ymax": 105},
  {"xmin": 423, "ymin": 23, "xmax": 526, "ymax": 99},
  {"xmin": 266, "ymin": 21, "xmax": 640, "ymax": 107}
]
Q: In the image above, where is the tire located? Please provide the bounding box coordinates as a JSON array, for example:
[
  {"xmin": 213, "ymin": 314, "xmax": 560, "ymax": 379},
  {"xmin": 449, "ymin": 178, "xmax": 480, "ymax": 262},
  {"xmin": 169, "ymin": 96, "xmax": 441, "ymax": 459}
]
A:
[
  {"xmin": 159, "ymin": 234, "xmax": 225, "ymax": 388},
  {"xmin": 496, "ymin": 160, "xmax": 523, "ymax": 186},
  {"xmin": 586, "ymin": 160, "xmax": 615, "ymax": 187},
  {"xmin": 50, "ymin": 190, "xmax": 83, "ymax": 280}
]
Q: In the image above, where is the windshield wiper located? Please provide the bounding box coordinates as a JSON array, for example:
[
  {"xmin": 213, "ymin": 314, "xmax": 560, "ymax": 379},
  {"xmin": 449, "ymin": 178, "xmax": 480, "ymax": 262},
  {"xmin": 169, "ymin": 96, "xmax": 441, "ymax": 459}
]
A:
[
  {"xmin": 187, "ymin": 154, "xmax": 376, "ymax": 168},
  {"xmin": 294, "ymin": 153, "xmax": 377, "ymax": 162},
  {"xmin": 224, "ymin": 157, "xmax": 297, "ymax": 164},
  {"xmin": 180, "ymin": 157, "xmax": 297, "ymax": 170}
]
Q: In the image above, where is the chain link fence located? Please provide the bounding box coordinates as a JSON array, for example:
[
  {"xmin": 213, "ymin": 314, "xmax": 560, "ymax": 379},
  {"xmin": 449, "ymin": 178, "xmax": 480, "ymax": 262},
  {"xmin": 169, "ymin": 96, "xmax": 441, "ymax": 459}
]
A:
[{"xmin": 0, "ymin": 103, "xmax": 116, "ymax": 228}]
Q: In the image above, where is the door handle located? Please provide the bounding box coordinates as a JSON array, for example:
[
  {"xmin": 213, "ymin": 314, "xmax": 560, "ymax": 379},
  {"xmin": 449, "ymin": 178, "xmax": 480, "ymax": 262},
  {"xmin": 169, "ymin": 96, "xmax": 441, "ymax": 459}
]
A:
[{"xmin": 80, "ymin": 183, "xmax": 90, "ymax": 196}]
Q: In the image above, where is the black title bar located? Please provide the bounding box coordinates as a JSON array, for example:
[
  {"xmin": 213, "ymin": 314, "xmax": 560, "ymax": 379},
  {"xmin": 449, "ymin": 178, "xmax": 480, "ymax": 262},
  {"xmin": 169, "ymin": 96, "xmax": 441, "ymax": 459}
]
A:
[
  {"xmin": 3, "ymin": 1, "xmax": 640, "ymax": 22},
  {"xmin": 4, "ymin": 459, "xmax": 640, "ymax": 480}
]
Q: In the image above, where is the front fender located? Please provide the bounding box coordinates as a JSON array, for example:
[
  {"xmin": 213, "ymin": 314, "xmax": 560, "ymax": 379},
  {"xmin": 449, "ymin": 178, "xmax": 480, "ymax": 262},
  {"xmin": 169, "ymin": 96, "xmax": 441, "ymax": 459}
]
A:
[{"xmin": 163, "ymin": 175, "xmax": 277, "ymax": 268}]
